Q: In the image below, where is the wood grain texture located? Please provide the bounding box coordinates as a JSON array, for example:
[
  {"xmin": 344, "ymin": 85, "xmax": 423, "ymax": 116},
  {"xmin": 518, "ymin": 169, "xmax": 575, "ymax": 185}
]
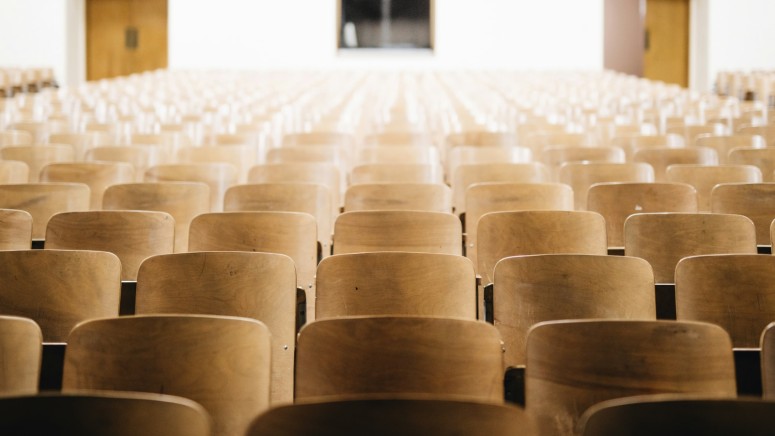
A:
[
  {"xmin": 0, "ymin": 209, "xmax": 32, "ymax": 250},
  {"xmin": 0, "ymin": 160, "xmax": 29, "ymax": 184},
  {"xmin": 85, "ymin": 146, "xmax": 160, "ymax": 181},
  {"xmin": 145, "ymin": 163, "xmax": 238, "ymax": 212},
  {"xmin": 633, "ymin": 147, "xmax": 718, "ymax": 182},
  {"xmin": 666, "ymin": 164, "xmax": 762, "ymax": 212},
  {"xmin": 63, "ymin": 315, "xmax": 270, "ymax": 436},
  {"xmin": 540, "ymin": 146, "xmax": 625, "ymax": 181},
  {"xmin": 136, "ymin": 251, "xmax": 297, "ymax": 404},
  {"xmin": 345, "ymin": 183, "xmax": 451, "ymax": 213},
  {"xmin": 316, "ymin": 252, "xmax": 475, "ymax": 319},
  {"xmin": 675, "ymin": 254, "xmax": 775, "ymax": 347},
  {"xmin": 711, "ymin": 183, "xmax": 775, "ymax": 245},
  {"xmin": 0, "ymin": 315, "xmax": 41, "ymax": 395},
  {"xmin": 624, "ymin": 213, "xmax": 757, "ymax": 283},
  {"xmin": 453, "ymin": 163, "xmax": 550, "ymax": 213},
  {"xmin": 699, "ymin": 134, "xmax": 766, "ymax": 164},
  {"xmin": 248, "ymin": 397, "xmax": 535, "ymax": 436},
  {"xmin": 177, "ymin": 145, "xmax": 256, "ymax": 184},
  {"xmin": 588, "ymin": 182, "xmax": 698, "ymax": 248},
  {"xmin": 476, "ymin": 210, "xmax": 607, "ymax": 284},
  {"xmin": 0, "ymin": 145, "xmax": 74, "ymax": 182},
  {"xmin": 46, "ymin": 210, "xmax": 175, "ymax": 281},
  {"xmin": 609, "ymin": 134, "xmax": 685, "ymax": 160},
  {"xmin": 0, "ymin": 183, "xmax": 90, "ymax": 239},
  {"xmin": 40, "ymin": 162, "xmax": 134, "ymax": 210},
  {"xmin": 559, "ymin": 162, "xmax": 655, "ymax": 211},
  {"xmin": 333, "ymin": 210, "xmax": 462, "ymax": 256},
  {"xmin": 103, "ymin": 182, "xmax": 210, "ymax": 252},
  {"xmin": 0, "ymin": 391, "xmax": 210, "ymax": 436},
  {"xmin": 643, "ymin": 0, "xmax": 689, "ymax": 87},
  {"xmin": 729, "ymin": 148, "xmax": 775, "ymax": 182},
  {"xmin": 350, "ymin": 163, "xmax": 443, "ymax": 184},
  {"xmin": 248, "ymin": 163, "xmax": 342, "ymax": 210},
  {"xmin": 0, "ymin": 249, "xmax": 121, "ymax": 341},
  {"xmin": 494, "ymin": 254, "xmax": 655, "ymax": 367},
  {"xmin": 526, "ymin": 320, "xmax": 736, "ymax": 436},
  {"xmin": 295, "ymin": 316, "xmax": 504, "ymax": 402},
  {"xmin": 447, "ymin": 146, "xmax": 533, "ymax": 182}
]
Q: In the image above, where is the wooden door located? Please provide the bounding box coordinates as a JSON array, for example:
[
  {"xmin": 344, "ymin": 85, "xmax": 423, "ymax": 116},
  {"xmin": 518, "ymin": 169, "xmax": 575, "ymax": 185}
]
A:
[
  {"xmin": 643, "ymin": 0, "xmax": 689, "ymax": 87},
  {"xmin": 86, "ymin": 0, "xmax": 168, "ymax": 81}
]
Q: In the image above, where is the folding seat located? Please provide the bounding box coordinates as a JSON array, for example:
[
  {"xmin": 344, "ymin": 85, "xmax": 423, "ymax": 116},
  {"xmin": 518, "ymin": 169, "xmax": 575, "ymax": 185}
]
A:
[
  {"xmin": 666, "ymin": 123, "xmax": 727, "ymax": 145},
  {"xmin": 249, "ymin": 163, "xmax": 342, "ymax": 212},
  {"xmin": 633, "ymin": 146, "xmax": 718, "ymax": 182},
  {"xmin": 0, "ymin": 209, "xmax": 32, "ymax": 250},
  {"xmin": 350, "ymin": 163, "xmax": 443, "ymax": 184},
  {"xmin": 40, "ymin": 162, "xmax": 135, "ymax": 210},
  {"xmin": 522, "ymin": 132, "xmax": 591, "ymax": 152},
  {"xmin": 265, "ymin": 146, "xmax": 348, "ymax": 172},
  {"xmin": 363, "ymin": 131, "xmax": 434, "ymax": 147},
  {"xmin": 540, "ymin": 146, "xmax": 625, "ymax": 182},
  {"xmin": 85, "ymin": 145, "xmax": 162, "ymax": 182},
  {"xmin": 354, "ymin": 145, "xmax": 439, "ymax": 166},
  {"xmin": 0, "ymin": 129, "xmax": 33, "ymax": 146},
  {"xmin": 452, "ymin": 163, "xmax": 550, "ymax": 214},
  {"xmin": 0, "ymin": 183, "xmax": 89, "ymax": 241},
  {"xmin": 0, "ymin": 160, "xmax": 30, "ymax": 184},
  {"xmin": 177, "ymin": 145, "xmax": 256, "ymax": 183},
  {"xmin": 559, "ymin": 162, "xmax": 654, "ymax": 210},
  {"xmin": 283, "ymin": 131, "xmax": 355, "ymax": 148},
  {"xmin": 711, "ymin": 183, "xmax": 775, "ymax": 247},
  {"xmin": 0, "ymin": 144, "xmax": 74, "ymax": 182},
  {"xmin": 344, "ymin": 183, "xmax": 451, "ymax": 213},
  {"xmin": 728, "ymin": 147, "xmax": 775, "ymax": 182},
  {"xmin": 146, "ymin": 163, "xmax": 238, "ymax": 213},
  {"xmin": 696, "ymin": 133, "xmax": 766, "ymax": 164},
  {"xmin": 445, "ymin": 131, "xmax": 518, "ymax": 149},
  {"xmin": 0, "ymin": 315, "xmax": 41, "ymax": 395},
  {"xmin": 447, "ymin": 145, "xmax": 533, "ymax": 183},
  {"xmin": 608, "ymin": 133, "xmax": 684, "ymax": 160},
  {"xmin": 666, "ymin": 164, "xmax": 762, "ymax": 211}
]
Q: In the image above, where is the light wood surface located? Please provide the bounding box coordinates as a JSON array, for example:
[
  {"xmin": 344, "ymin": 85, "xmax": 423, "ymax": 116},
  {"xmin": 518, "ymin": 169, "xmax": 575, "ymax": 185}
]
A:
[
  {"xmin": 295, "ymin": 316, "xmax": 504, "ymax": 402},
  {"xmin": 50, "ymin": 132, "xmax": 115, "ymax": 159},
  {"xmin": 316, "ymin": 252, "xmax": 476, "ymax": 319},
  {"xmin": 136, "ymin": 251, "xmax": 297, "ymax": 404},
  {"xmin": 698, "ymin": 134, "xmax": 766, "ymax": 164},
  {"xmin": 363, "ymin": 131, "xmax": 434, "ymax": 146},
  {"xmin": 145, "ymin": 163, "xmax": 238, "ymax": 212},
  {"xmin": 247, "ymin": 397, "xmax": 535, "ymax": 436},
  {"xmin": 540, "ymin": 146, "xmax": 625, "ymax": 181},
  {"xmin": 588, "ymin": 182, "xmax": 698, "ymax": 248},
  {"xmin": 0, "ymin": 315, "xmax": 41, "ymax": 395},
  {"xmin": 40, "ymin": 162, "xmax": 134, "ymax": 210},
  {"xmin": 0, "ymin": 209, "xmax": 32, "ymax": 250},
  {"xmin": 248, "ymin": 163, "xmax": 342, "ymax": 210},
  {"xmin": 526, "ymin": 320, "xmax": 736, "ymax": 436},
  {"xmin": 445, "ymin": 131, "xmax": 518, "ymax": 148},
  {"xmin": 266, "ymin": 146, "xmax": 347, "ymax": 170},
  {"xmin": 0, "ymin": 130, "xmax": 32, "ymax": 146},
  {"xmin": 85, "ymin": 145, "xmax": 161, "ymax": 182},
  {"xmin": 283, "ymin": 132, "xmax": 355, "ymax": 147},
  {"xmin": 559, "ymin": 162, "xmax": 655, "ymax": 210},
  {"xmin": 624, "ymin": 213, "xmax": 757, "ymax": 283},
  {"xmin": 476, "ymin": 210, "xmax": 607, "ymax": 284},
  {"xmin": 0, "ymin": 249, "xmax": 121, "ymax": 342},
  {"xmin": 522, "ymin": 132, "xmax": 590, "ymax": 152},
  {"xmin": 177, "ymin": 145, "xmax": 256, "ymax": 184},
  {"xmin": 344, "ymin": 183, "xmax": 451, "ymax": 213},
  {"xmin": 633, "ymin": 146, "xmax": 718, "ymax": 182},
  {"xmin": 46, "ymin": 210, "xmax": 175, "ymax": 281},
  {"xmin": 0, "ymin": 145, "xmax": 74, "ymax": 182},
  {"xmin": 0, "ymin": 183, "xmax": 90, "ymax": 239},
  {"xmin": 63, "ymin": 315, "xmax": 270, "ymax": 436},
  {"xmin": 728, "ymin": 147, "xmax": 775, "ymax": 182},
  {"xmin": 350, "ymin": 163, "xmax": 443, "ymax": 184},
  {"xmin": 675, "ymin": 254, "xmax": 775, "ymax": 347},
  {"xmin": 667, "ymin": 124, "xmax": 727, "ymax": 145},
  {"xmin": 0, "ymin": 391, "xmax": 211, "ymax": 436},
  {"xmin": 609, "ymin": 134, "xmax": 685, "ymax": 160},
  {"xmin": 0, "ymin": 160, "xmax": 29, "ymax": 184},
  {"xmin": 711, "ymin": 183, "xmax": 775, "ymax": 245},
  {"xmin": 494, "ymin": 254, "xmax": 655, "ymax": 367},
  {"xmin": 666, "ymin": 164, "xmax": 762, "ymax": 211},
  {"xmin": 761, "ymin": 322, "xmax": 775, "ymax": 399},
  {"xmin": 333, "ymin": 210, "xmax": 462, "ymax": 256},
  {"xmin": 354, "ymin": 146, "xmax": 439, "ymax": 165},
  {"xmin": 447, "ymin": 146, "xmax": 533, "ymax": 182},
  {"xmin": 453, "ymin": 163, "xmax": 550, "ymax": 213},
  {"xmin": 103, "ymin": 182, "xmax": 210, "ymax": 252}
]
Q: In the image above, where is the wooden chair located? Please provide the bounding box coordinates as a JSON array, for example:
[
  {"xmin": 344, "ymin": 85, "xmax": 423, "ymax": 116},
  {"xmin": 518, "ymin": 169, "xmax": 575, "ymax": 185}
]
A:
[
  {"xmin": 760, "ymin": 322, "xmax": 775, "ymax": 398},
  {"xmin": 580, "ymin": 395, "xmax": 775, "ymax": 436},
  {"xmin": 316, "ymin": 252, "xmax": 476, "ymax": 320},
  {"xmin": 354, "ymin": 146, "xmax": 439, "ymax": 165},
  {"xmin": 265, "ymin": 146, "xmax": 348, "ymax": 171},
  {"xmin": 0, "ymin": 249, "xmax": 120, "ymax": 341},
  {"xmin": 666, "ymin": 164, "xmax": 762, "ymax": 211},
  {"xmin": 283, "ymin": 131, "xmax": 355, "ymax": 147},
  {"xmin": 666, "ymin": 123, "xmax": 727, "ymax": 145},
  {"xmin": 45, "ymin": 211, "xmax": 175, "ymax": 281},
  {"xmin": 136, "ymin": 251, "xmax": 297, "ymax": 404},
  {"xmin": 295, "ymin": 316, "xmax": 504, "ymax": 402},
  {"xmin": 177, "ymin": 145, "xmax": 256, "ymax": 183},
  {"xmin": 0, "ymin": 209, "xmax": 32, "ymax": 250},
  {"xmin": 145, "ymin": 163, "xmax": 238, "ymax": 212},
  {"xmin": 188, "ymin": 211, "xmax": 317, "ymax": 317},
  {"xmin": 675, "ymin": 254, "xmax": 775, "ymax": 348},
  {"xmin": 559, "ymin": 162, "xmax": 655, "ymax": 210},
  {"xmin": 0, "ymin": 183, "xmax": 89, "ymax": 240},
  {"xmin": 452, "ymin": 163, "xmax": 550, "ymax": 214},
  {"xmin": 247, "ymin": 397, "xmax": 535, "ymax": 436},
  {"xmin": 494, "ymin": 254, "xmax": 655, "ymax": 367},
  {"xmin": 445, "ymin": 131, "xmax": 518, "ymax": 148},
  {"xmin": 696, "ymin": 134, "xmax": 766, "ymax": 164},
  {"xmin": 523, "ymin": 132, "xmax": 591, "ymax": 152},
  {"xmin": 332, "ymin": 210, "xmax": 461, "ymax": 256},
  {"xmin": 0, "ymin": 160, "xmax": 30, "ymax": 184},
  {"xmin": 526, "ymin": 320, "xmax": 736, "ymax": 436},
  {"xmin": 0, "ymin": 145, "xmax": 74, "ymax": 182},
  {"xmin": 103, "ymin": 182, "xmax": 210, "ymax": 253},
  {"xmin": 0, "ymin": 129, "xmax": 33, "ymax": 146},
  {"xmin": 0, "ymin": 315, "xmax": 41, "ymax": 395},
  {"xmin": 588, "ymin": 182, "xmax": 698, "ymax": 249},
  {"xmin": 476, "ymin": 210, "xmax": 607, "ymax": 285},
  {"xmin": 624, "ymin": 213, "xmax": 757, "ymax": 283},
  {"xmin": 344, "ymin": 183, "xmax": 451, "ymax": 213},
  {"xmin": 40, "ymin": 162, "xmax": 134, "ymax": 210},
  {"xmin": 350, "ymin": 163, "xmax": 443, "ymax": 184},
  {"xmin": 363, "ymin": 131, "xmax": 434, "ymax": 146},
  {"xmin": 728, "ymin": 147, "xmax": 775, "ymax": 182},
  {"xmin": 0, "ymin": 392, "xmax": 210, "ymax": 436},
  {"xmin": 248, "ymin": 163, "xmax": 342, "ymax": 211},
  {"xmin": 609, "ymin": 134, "xmax": 685, "ymax": 160},
  {"xmin": 540, "ymin": 146, "xmax": 625, "ymax": 182},
  {"xmin": 85, "ymin": 145, "xmax": 161, "ymax": 182},
  {"xmin": 49, "ymin": 132, "xmax": 115, "ymax": 159},
  {"xmin": 738, "ymin": 125, "xmax": 775, "ymax": 147},
  {"xmin": 710, "ymin": 183, "xmax": 775, "ymax": 246},
  {"xmin": 447, "ymin": 145, "xmax": 533, "ymax": 182},
  {"xmin": 63, "ymin": 315, "xmax": 271, "ymax": 436},
  {"xmin": 633, "ymin": 147, "xmax": 718, "ymax": 182}
]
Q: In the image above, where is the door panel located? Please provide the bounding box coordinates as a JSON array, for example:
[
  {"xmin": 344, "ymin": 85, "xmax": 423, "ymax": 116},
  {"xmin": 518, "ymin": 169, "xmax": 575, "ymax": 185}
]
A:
[{"xmin": 643, "ymin": 0, "xmax": 689, "ymax": 87}]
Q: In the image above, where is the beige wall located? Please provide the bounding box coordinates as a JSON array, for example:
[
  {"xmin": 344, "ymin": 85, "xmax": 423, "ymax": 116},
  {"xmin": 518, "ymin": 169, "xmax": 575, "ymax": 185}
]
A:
[{"xmin": 604, "ymin": 0, "xmax": 644, "ymax": 76}]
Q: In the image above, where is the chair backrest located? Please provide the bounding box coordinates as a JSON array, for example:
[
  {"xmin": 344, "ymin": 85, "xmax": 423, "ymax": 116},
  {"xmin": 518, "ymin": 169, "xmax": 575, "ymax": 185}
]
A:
[
  {"xmin": 0, "ymin": 183, "xmax": 90, "ymax": 240},
  {"xmin": 0, "ymin": 209, "xmax": 32, "ymax": 250},
  {"xmin": 333, "ymin": 210, "xmax": 462, "ymax": 256},
  {"xmin": 728, "ymin": 147, "xmax": 775, "ymax": 182},
  {"xmin": 85, "ymin": 145, "xmax": 161, "ymax": 182},
  {"xmin": 633, "ymin": 146, "xmax": 719, "ymax": 182},
  {"xmin": 178, "ymin": 145, "xmax": 256, "ymax": 183},
  {"xmin": 476, "ymin": 210, "xmax": 607, "ymax": 284},
  {"xmin": 63, "ymin": 315, "xmax": 270, "ymax": 436},
  {"xmin": 494, "ymin": 254, "xmax": 655, "ymax": 367},
  {"xmin": 0, "ymin": 160, "xmax": 30, "ymax": 183},
  {"xmin": 624, "ymin": 213, "xmax": 757, "ymax": 283},
  {"xmin": 0, "ymin": 315, "xmax": 41, "ymax": 395},
  {"xmin": 145, "ymin": 163, "xmax": 238, "ymax": 212},
  {"xmin": 447, "ymin": 145, "xmax": 533, "ymax": 181},
  {"xmin": 540, "ymin": 146, "xmax": 625, "ymax": 181},
  {"xmin": 49, "ymin": 131, "xmax": 114, "ymax": 158},
  {"xmin": 711, "ymin": 183, "xmax": 775, "ymax": 245},
  {"xmin": 0, "ymin": 249, "xmax": 121, "ymax": 341},
  {"xmin": 580, "ymin": 395, "xmax": 775, "ymax": 436},
  {"xmin": 446, "ymin": 131, "xmax": 518, "ymax": 148},
  {"xmin": 45, "ymin": 210, "xmax": 175, "ymax": 281},
  {"xmin": 136, "ymin": 251, "xmax": 297, "ymax": 404},
  {"xmin": 559, "ymin": 162, "xmax": 655, "ymax": 210},
  {"xmin": 587, "ymin": 182, "xmax": 698, "ymax": 248},
  {"xmin": 354, "ymin": 145, "xmax": 439, "ymax": 165},
  {"xmin": 675, "ymin": 254, "xmax": 775, "ymax": 347},
  {"xmin": 666, "ymin": 123, "xmax": 727, "ymax": 144},
  {"xmin": 0, "ymin": 129, "xmax": 33, "ymax": 146},
  {"xmin": 283, "ymin": 131, "xmax": 355, "ymax": 147},
  {"xmin": 526, "ymin": 320, "xmax": 736, "ymax": 436},
  {"xmin": 696, "ymin": 133, "xmax": 766, "ymax": 164},
  {"xmin": 609, "ymin": 134, "xmax": 685, "ymax": 160},
  {"xmin": 40, "ymin": 162, "xmax": 134, "ymax": 210},
  {"xmin": 316, "ymin": 252, "xmax": 476, "ymax": 320},
  {"xmin": 363, "ymin": 131, "xmax": 434, "ymax": 146},
  {"xmin": 248, "ymin": 163, "xmax": 342, "ymax": 210},
  {"xmin": 295, "ymin": 316, "xmax": 504, "ymax": 402},
  {"xmin": 666, "ymin": 164, "xmax": 762, "ymax": 212},
  {"xmin": 452, "ymin": 163, "xmax": 550, "ymax": 213},
  {"xmin": 0, "ymin": 392, "xmax": 211, "ymax": 436},
  {"xmin": 344, "ymin": 183, "xmax": 451, "ymax": 213},
  {"xmin": 247, "ymin": 397, "xmax": 535, "ymax": 436},
  {"xmin": 103, "ymin": 182, "xmax": 210, "ymax": 253},
  {"xmin": 350, "ymin": 163, "xmax": 443, "ymax": 184},
  {"xmin": 0, "ymin": 144, "xmax": 74, "ymax": 182}
]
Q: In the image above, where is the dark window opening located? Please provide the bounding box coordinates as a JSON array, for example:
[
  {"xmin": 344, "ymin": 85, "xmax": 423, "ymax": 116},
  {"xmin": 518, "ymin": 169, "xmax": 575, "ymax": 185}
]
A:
[{"xmin": 339, "ymin": 0, "xmax": 432, "ymax": 49}]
